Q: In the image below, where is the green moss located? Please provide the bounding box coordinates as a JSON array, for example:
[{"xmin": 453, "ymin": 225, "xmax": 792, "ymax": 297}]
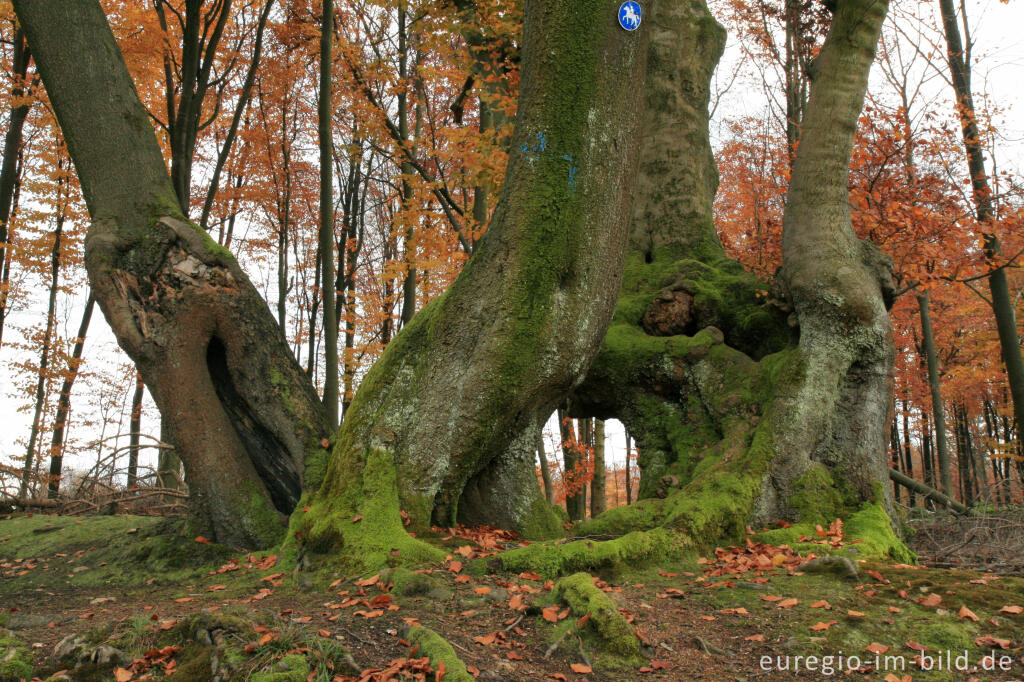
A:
[
  {"xmin": 405, "ymin": 627, "xmax": 474, "ymax": 681},
  {"xmin": 917, "ymin": 622, "xmax": 973, "ymax": 650},
  {"xmin": 754, "ymin": 503, "xmax": 915, "ymax": 563},
  {"xmin": 0, "ymin": 515, "xmax": 238, "ymax": 591},
  {"xmin": 381, "ymin": 567, "xmax": 451, "ymax": 601},
  {"xmin": 553, "ymin": 573, "xmax": 642, "ymax": 665},
  {"xmin": 295, "ymin": 447, "xmax": 445, "ymax": 573},
  {"xmin": 250, "ymin": 653, "xmax": 310, "ymax": 682},
  {"xmin": 0, "ymin": 633, "xmax": 33, "ymax": 681},
  {"xmin": 788, "ymin": 463, "xmax": 844, "ymax": 524},
  {"xmin": 163, "ymin": 643, "xmax": 214, "ymax": 681},
  {"xmin": 843, "ymin": 503, "xmax": 915, "ymax": 563},
  {"xmin": 233, "ymin": 481, "xmax": 287, "ymax": 549},
  {"xmin": 514, "ymin": 492, "xmax": 566, "ymax": 540}
]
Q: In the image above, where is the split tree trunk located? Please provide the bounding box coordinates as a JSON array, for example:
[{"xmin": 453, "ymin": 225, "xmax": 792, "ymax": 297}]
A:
[
  {"xmin": 15, "ymin": 0, "xmax": 330, "ymax": 548},
  {"xmin": 293, "ymin": 0, "xmax": 652, "ymax": 567},
  {"xmin": 568, "ymin": 0, "xmax": 896, "ymax": 543}
]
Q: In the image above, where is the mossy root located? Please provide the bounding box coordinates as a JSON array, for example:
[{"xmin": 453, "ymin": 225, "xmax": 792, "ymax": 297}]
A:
[
  {"xmin": 553, "ymin": 573, "xmax": 642, "ymax": 661},
  {"xmin": 404, "ymin": 626, "xmax": 474, "ymax": 681}
]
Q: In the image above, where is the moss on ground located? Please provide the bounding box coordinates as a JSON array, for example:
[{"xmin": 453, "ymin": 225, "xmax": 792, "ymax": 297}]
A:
[
  {"xmin": 0, "ymin": 514, "xmax": 238, "ymax": 591},
  {"xmin": 0, "ymin": 631, "xmax": 32, "ymax": 681}
]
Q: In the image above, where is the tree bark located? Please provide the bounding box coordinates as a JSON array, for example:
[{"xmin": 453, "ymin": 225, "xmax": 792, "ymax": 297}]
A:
[
  {"xmin": 294, "ymin": 0, "xmax": 651, "ymax": 566},
  {"xmin": 15, "ymin": 0, "xmax": 330, "ymax": 548}
]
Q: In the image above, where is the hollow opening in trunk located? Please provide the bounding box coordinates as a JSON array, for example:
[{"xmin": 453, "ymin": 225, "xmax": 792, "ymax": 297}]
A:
[{"xmin": 206, "ymin": 336, "xmax": 301, "ymax": 513}]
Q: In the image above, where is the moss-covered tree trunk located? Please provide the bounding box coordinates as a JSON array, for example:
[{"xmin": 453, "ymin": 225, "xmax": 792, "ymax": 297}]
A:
[
  {"xmin": 565, "ymin": 0, "xmax": 897, "ymax": 546},
  {"xmin": 292, "ymin": 0, "xmax": 652, "ymax": 567},
  {"xmin": 14, "ymin": 0, "xmax": 330, "ymax": 549}
]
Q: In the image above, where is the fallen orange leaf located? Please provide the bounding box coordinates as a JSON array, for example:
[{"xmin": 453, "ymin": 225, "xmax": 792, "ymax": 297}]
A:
[
  {"xmin": 958, "ymin": 605, "xmax": 979, "ymax": 622},
  {"xmin": 570, "ymin": 663, "xmax": 592, "ymax": 674}
]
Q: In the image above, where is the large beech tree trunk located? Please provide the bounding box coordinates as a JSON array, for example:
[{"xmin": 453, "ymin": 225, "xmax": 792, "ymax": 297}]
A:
[
  {"xmin": 567, "ymin": 0, "xmax": 897, "ymax": 544},
  {"xmin": 14, "ymin": 0, "xmax": 330, "ymax": 549},
  {"xmin": 292, "ymin": 0, "xmax": 652, "ymax": 567}
]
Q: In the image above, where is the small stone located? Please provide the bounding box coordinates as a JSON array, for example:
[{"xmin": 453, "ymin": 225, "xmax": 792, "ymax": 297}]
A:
[
  {"xmin": 90, "ymin": 644, "xmax": 127, "ymax": 666},
  {"xmin": 52, "ymin": 634, "xmax": 88, "ymax": 663}
]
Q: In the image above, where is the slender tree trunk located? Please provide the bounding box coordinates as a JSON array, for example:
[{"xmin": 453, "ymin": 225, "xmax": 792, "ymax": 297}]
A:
[
  {"xmin": 937, "ymin": 0, "xmax": 1024, "ymax": 443},
  {"xmin": 127, "ymin": 374, "xmax": 145, "ymax": 488},
  {"xmin": 47, "ymin": 294, "xmax": 95, "ymax": 498},
  {"xmin": 397, "ymin": 2, "xmax": 419, "ymax": 327},
  {"xmin": 890, "ymin": 412, "xmax": 902, "ymax": 505},
  {"xmin": 20, "ymin": 199, "xmax": 63, "ymax": 500},
  {"xmin": 624, "ymin": 432, "xmax": 632, "ymax": 505},
  {"xmin": 199, "ymin": 0, "xmax": 273, "ymax": 230},
  {"xmin": 0, "ymin": 28, "xmax": 32, "ymax": 348},
  {"xmin": 591, "ymin": 419, "xmax": 606, "ymax": 517},
  {"xmin": 559, "ymin": 410, "xmax": 583, "ymax": 522},
  {"xmin": 15, "ymin": 0, "xmax": 330, "ymax": 547},
  {"xmin": 901, "ymin": 400, "xmax": 915, "ymax": 506},
  {"xmin": 537, "ymin": 431, "xmax": 553, "ymax": 505},
  {"xmin": 917, "ymin": 291, "xmax": 951, "ymax": 495},
  {"xmin": 319, "ymin": 0, "xmax": 338, "ymax": 427}
]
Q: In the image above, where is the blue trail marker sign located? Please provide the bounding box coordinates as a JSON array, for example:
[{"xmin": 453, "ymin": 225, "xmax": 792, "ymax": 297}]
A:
[{"xmin": 618, "ymin": 1, "xmax": 642, "ymax": 31}]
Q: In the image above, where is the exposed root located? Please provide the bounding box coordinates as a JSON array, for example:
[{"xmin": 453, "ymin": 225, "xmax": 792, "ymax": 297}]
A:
[
  {"xmin": 492, "ymin": 529, "xmax": 674, "ymax": 580},
  {"xmin": 403, "ymin": 626, "xmax": 474, "ymax": 681},
  {"xmin": 552, "ymin": 572, "xmax": 642, "ymax": 662}
]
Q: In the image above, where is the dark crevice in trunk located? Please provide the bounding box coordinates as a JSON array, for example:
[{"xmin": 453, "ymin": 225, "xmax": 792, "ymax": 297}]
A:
[{"xmin": 206, "ymin": 336, "xmax": 300, "ymax": 513}]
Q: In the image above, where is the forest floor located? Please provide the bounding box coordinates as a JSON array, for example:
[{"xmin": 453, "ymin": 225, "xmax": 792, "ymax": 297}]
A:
[{"xmin": 1, "ymin": 512, "xmax": 1023, "ymax": 681}]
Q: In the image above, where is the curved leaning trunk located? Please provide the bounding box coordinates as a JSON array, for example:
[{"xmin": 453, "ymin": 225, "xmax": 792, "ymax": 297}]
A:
[
  {"xmin": 558, "ymin": 0, "xmax": 899, "ymax": 563},
  {"xmin": 14, "ymin": 0, "xmax": 330, "ymax": 549},
  {"xmin": 293, "ymin": 0, "xmax": 653, "ymax": 567}
]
